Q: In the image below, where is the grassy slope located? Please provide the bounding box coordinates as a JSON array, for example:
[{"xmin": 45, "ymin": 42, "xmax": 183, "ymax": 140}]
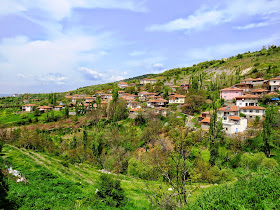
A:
[{"xmin": 2, "ymin": 144, "xmax": 166, "ymax": 209}]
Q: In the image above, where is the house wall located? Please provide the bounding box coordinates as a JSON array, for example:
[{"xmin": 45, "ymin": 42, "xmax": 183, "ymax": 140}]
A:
[
  {"xmin": 223, "ymin": 118, "xmax": 247, "ymax": 134},
  {"xmin": 236, "ymin": 99, "xmax": 258, "ymax": 107},
  {"xmin": 169, "ymin": 98, "xmax": 185, "ymax": 104},
  {"xmin": 201, "ymin": 123, "xmax": 210, "ymax": 130},
  {"xmin": 220, "ymin": 90, "xmax": 243, "ymax": 100},
  {"xmin": 240, "ymin": 109, "xmax": 265, "ymax": 119}
]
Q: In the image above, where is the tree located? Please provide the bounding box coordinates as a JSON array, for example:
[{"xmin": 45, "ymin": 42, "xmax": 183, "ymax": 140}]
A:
[
  {"xmin": 209, "ymin": 102, "xmax": 223, "ymax": 166},
  {"xmin": 147, "ymin": 128, "xmax": 196, "ymax": 209},
  {"xmin": 96, "ymin": 95, "xmax": 101, "ymax": 108},
  {"xmin": 112, "ymin": 88, "xmax": 119, "ymax": 103},
  {"xmin": 95, "ymin": 174, "xmax": 127, "ymax": 207},
  {"xmin": 262, "ymin": 106, "xmax": 277, "ymax": 157},
  {"xmin": 64, "ymin": 105, "xmax": 69, "ymax": 118}
]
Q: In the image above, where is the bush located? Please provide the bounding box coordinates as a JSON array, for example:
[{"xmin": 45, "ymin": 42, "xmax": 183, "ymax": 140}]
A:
[
  {"xmin": 240, "ymin": 152, "xmax": 278, "ymax": 170},
  {"xmin": 187, "ymin": 169, "xmax": 280, "ymax": 209},
  {"xmin": 95, "ymin": 174, "xmax": 127, "ymax": 207}
]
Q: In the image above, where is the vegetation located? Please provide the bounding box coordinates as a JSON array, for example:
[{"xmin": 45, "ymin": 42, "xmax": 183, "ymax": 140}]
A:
[{"xmin": 1, "ymin": 46, "xmax": 280, "ymax": 209}]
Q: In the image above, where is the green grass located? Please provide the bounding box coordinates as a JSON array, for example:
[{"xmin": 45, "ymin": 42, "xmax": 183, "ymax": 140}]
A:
[{"xmin": 2, "ymin": 144, "xmax": 160, "ymax": 209}]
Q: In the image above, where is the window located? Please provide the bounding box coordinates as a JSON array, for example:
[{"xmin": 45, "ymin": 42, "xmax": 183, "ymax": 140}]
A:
[
  {"xmin": 256, "ymin": 110, "xmax": 259, "ymax": 113},
  {"xmin": 250, "ymin": 116, "xmax": 253, "ymax": 118},
  {"xmin": 249, "ymin": 110, "xmax": 253, "ymax": 113},
  {"xmin": 226, "ymin": 128, "xmax": 228, "ymax": 130},
  {"xmin": 223, "ymin": 117, "xmax": 227, "ymax": 120},
  {"xmin": 243, "ymin": 110, "xmax": 247, "ymax": 112}
]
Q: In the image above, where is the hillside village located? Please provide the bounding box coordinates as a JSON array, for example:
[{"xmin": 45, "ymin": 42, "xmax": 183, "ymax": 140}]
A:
[
  {"xmin": 20, "ymin": 75, "xmax": 280, "ymax": 135},
  {"xmin": 1, "ymin": 46, "xmax": 280, "ymax": 209}
]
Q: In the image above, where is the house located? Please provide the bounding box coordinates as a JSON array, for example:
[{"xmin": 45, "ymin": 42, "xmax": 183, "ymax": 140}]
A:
[
  {"xmin": 155, "ymin": 107, "xmax": 169, "ymax": 117},
  {"xmin": 251, "ymin": 88, "xmax": 269, "ymax": 96},
  {"xmin": 22, "ymin": 104, "xmax": 38, "ymax": 112},
  {"xmin": 118, "ymin": 82, "xmax": 129, "ymax": 89},
  {"xmin": 220, "ymin": 87, "xmax": 243, "ymax": 100},
  {"xmin": 240, "ymin": 106, "xmax": 266, "ymax": 120},
  {"xmin": 37, "ymin": 106, "xmax": 53, "ymax": 112},
  {"xmin": 180, "ymin": 84, "xmax": 190, "ymax": 93},
  {"xmin": 95, "ymin": 91, "xmax": 104, "ymax": 97},
  {"xmin": 72, "ymin": 96, "xmax": 83, "ymax": 103},
  {"xmin": 122, "ymin": 94, "xmax": 137, "ymax": 101},
  {"xmin": 201, "ymin": 118, "xmax": 211, "ymax": 130},
  {"xmin": 126, "ymin": 101, "xmax": 140, "ymax": 109},
  {"xmin": 13, "ymin": 94, "xmax": 19, "ymax": 97},
  {"xmin": 168, "ymin": 94, "xmax": 186, "ymax": 104},
  {"xmin": 218, "ymin": 106, "xmax": 240, "ymax": 118},
  {"xmin": 198, "ymin": 110, "xmax": 214, "ymax": 122},
  {"xmin": 235, "ymin": 94, "xmax": 259, "ymax": 107},
  {"xmin": 101, "ymin": 94, "xmax": 113, "ymax": 101},
  {"xmin": 170, "ymin": 85, "xmax": 179, "ymax": 92},
  {"xmin": 147, "ymin": 98, "xmax": 168, "ymax": 108},
  {"xmin": 84, "ymin": 96, "xmax": 95, "ymax": 104},
  {"xmin": 139, "ymin": 92, "xmax": 157, "ymax": 101},
  {"xmin": 23, "ymin": 100, "xmax": 29, "ymax": 104},
  {"xmin": 234, "ymin": 83, "xmax": 253, "ymax": 92},
  {"xmin": 268, "ymin": 77, "xmax": 280, "ymax": 91},
  {"xmin": 54, "ymin": 106, "xmax": 63, "ymax": 111},
  {"xmin": 129, "ymin": 108, "xmax": 144, "ymax": 118},
  {"xmin": 118, "ymin": 91, "xmax": 125, "ymax": 96},
  {"xmin": 222, "ymin": 116, "xmax": 247, "ymax": 134},
  {"xmin": 217, "ymin": 106, "xmax": 247, "ymax": 134},
  {"xmin": 140, "ymin": 78, "xmax": 157, "ymax": 85},
  {"xmin": 241, "ymin": 78, "xmax": 264, "ymax": 86}
]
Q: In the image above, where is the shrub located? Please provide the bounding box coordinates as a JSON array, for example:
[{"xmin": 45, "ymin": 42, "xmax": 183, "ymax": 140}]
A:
[
  {"xmin": 95, "ymin": 174, "xmax": 127, "ymax": 207},
  {"xmin": 240, "ymin": 152, "xmax": 278, "ymax": 170}
]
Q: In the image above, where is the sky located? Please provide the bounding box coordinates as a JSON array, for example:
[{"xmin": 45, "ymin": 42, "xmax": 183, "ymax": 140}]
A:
[{"xmin": 0, "ymin": 0, "xmax": 280, "ymax": 94}]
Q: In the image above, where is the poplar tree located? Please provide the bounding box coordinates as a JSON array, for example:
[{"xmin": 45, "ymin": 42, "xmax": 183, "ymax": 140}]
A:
[{"xmin": 209, "ymin": 102, "xmax": 223, "ymax": 166}]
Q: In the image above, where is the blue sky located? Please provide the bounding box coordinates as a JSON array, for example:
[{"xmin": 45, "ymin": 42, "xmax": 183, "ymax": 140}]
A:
[{"xmin": 0, "ymin": 0, "xmax": 280, "ymax": 94}]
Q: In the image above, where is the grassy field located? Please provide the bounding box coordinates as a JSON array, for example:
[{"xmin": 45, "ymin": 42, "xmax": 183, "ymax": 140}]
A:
[{"xmin": 2, "ymin": 144, "xmax": 165, "ymax": 209}]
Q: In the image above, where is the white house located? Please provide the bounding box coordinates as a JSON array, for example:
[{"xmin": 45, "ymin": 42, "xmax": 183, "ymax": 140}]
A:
[
  {"xmin": 22, "ymin": 104, "xmax": 38, "ymax": 112},
  {"xmin": 241, "ymin": 78, "xmax": 264, "ymax": 86},
  {"xmin": 147, "ymin": 98, "xmax": 168, "ymax": 108},
  {"xmin": 240, "ymin": 106, "xmax": 266, "ymax": 120},
  {"xmin": 218, "ymin": 106, "xmax": 247, "ymax": 134},
  {"xmin": 140, "ymin": 78, "xmax": 157, "ymax": 85},
  {"xmin": 168, "ymin": 94, "xmax": 186, "ymax": 104},
  {"xmin": 235, "ymin": 94, "xmax": 259, "ymax": 107},
  {"xmin": 118, "ymin": 82, "xmax": 129, "ymax": 89},
  {"xmin": 126, "ymin": 101, "xmax": 140, "ymax": 109},
  {"xmin": 155, "ymin": 107, "xmax": 169, "ymax": 116},
  {"xmin": 268, "ymin": 77, "xmax": 280, "ymax": 91},
  {"xmin": 222, "ymin": 116, "xmax": 247, "ymax": 134}
]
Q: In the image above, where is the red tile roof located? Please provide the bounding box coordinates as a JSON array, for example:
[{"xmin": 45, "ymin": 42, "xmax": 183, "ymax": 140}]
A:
[
  {"xmin": 240, "ymin": 106, "xmax": 266, "ymax": 110},
  {"xmin": 251, "ymin": 88, "xmax": 269, "ymax": 93},
  {"xmin": 218, "ymin": 106, "xmax": 239, "ymax": 112},
  {"xmin": 235, "ymin": 94, "xmax": 259, "ymax": 99},
  {"xmin": 229, "ymin": 116, "xmax": 241, "ymax": 121},
  {"xmin": 220, "ymin": 87, "xmax": 243, "ymax": 91},
  {"xmin": 201, "ymin": 118, "xmax": 211, "ymax": 123}
]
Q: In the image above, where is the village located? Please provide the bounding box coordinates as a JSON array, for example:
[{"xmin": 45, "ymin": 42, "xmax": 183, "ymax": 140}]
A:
[{"xmin": 20, "ymin": 76, "xmax": 280, "ymax": 135}]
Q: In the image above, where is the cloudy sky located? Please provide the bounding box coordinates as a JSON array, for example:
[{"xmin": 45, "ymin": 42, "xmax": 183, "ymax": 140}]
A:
[{"xmin": 0, "ymin": 0, "xmax": 280, "ymax": 94}]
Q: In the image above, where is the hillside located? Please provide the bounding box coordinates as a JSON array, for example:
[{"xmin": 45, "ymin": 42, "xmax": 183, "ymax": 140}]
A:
[
  {"xmin": 1, "ymin": 45, "xmax": 280, "ymax": 209},
  {"xmin": 71, "ymin": 45, "xmax": 280, "ymax": 94}
]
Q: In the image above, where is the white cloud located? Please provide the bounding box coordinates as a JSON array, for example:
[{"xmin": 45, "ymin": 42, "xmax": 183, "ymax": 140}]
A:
[
  {"xmin": 109, "ymin": 75, "xmax": 125, "ymax": 82},
  {"xmin": 0, "ymin": 0, "xmax": 147, "ymax": 20},
  {"xmin": 147, "ymin": 0, "xmax": 280, "ymax": 32},
  {"xmin": 79, "ymin": 67, "xmax": 103, "ymax": 81},
  {"xmin": 38, "ymin": 73, "xmax": 67, "ymax": 85}
]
